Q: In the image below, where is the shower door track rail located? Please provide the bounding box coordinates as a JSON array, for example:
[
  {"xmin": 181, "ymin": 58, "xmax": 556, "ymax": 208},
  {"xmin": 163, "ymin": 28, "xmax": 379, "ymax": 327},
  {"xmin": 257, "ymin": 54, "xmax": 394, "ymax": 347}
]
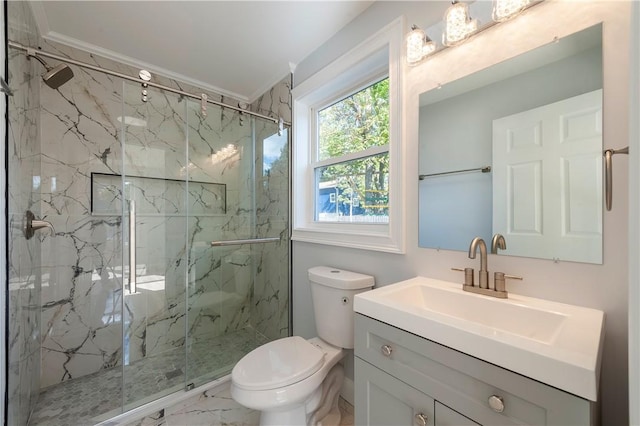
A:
[
  {"xmin": 8, "ymin": 40, "xmax": 292, "ymax": 127},
  {"xmin": 210, "ymin": 237, "xmax": 280, "ymax": 247}
]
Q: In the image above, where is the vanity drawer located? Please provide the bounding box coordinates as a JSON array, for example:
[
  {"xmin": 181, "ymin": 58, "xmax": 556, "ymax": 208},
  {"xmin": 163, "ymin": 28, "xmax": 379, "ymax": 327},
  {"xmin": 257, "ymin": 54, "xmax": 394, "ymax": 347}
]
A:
[{"xmin": 355, "ymin": 314, "xmax": 594, "ymax": 426}]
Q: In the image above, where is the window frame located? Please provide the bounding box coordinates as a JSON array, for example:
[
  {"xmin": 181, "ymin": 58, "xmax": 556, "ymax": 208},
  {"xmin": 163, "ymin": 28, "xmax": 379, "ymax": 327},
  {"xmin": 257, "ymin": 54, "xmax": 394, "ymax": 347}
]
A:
[
  {"xmin": 292, "ymin": 17, "xmax": 405, "ymax": 253},
  {"xmin": 313, "ymin": 74, "xmax": 390, "ymax": 224}
]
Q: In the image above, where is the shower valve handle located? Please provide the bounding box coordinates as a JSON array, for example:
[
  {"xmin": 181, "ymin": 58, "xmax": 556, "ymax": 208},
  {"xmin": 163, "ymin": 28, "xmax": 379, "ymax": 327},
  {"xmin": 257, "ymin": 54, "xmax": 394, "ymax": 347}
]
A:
[{"xmin": 24, "ymin": 210, "xmax": 55, "ymax": 240}]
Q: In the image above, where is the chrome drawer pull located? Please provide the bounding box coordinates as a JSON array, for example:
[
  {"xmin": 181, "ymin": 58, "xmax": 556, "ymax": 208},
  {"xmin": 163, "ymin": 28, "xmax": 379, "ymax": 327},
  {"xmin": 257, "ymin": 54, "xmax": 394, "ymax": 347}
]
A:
[
  {"xmin": 488, "ymin": 395, "xmax": 505, "ymax": 413},
  {"xmin": 414, "ymin": 412, "xmax": 428, "ymax": 426},
  {"xmin": 381, "ymin": 344, "xmax": 393, "ymax": 357}
]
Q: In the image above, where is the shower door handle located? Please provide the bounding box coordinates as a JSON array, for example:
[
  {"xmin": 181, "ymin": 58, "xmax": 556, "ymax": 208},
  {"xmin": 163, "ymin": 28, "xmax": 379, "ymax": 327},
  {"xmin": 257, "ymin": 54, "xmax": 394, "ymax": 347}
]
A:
[
  {"xmin": 128, "ymin": 200, "xmax": 137, "ymax": 293},
  {"xmin": 210, "ymin": 237, "xmax": 280, "ymax": 247}
]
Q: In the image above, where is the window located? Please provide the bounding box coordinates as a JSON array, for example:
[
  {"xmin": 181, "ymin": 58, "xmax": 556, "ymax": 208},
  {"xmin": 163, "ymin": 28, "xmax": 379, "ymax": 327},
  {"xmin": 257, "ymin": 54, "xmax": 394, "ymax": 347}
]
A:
[
  {"xmin": 292, "ymin": 18, "xmax": 404, "ymax": 253},
  {"xmin": 315, "ymin": 78, "xmax": 390, "ymax": 224}
]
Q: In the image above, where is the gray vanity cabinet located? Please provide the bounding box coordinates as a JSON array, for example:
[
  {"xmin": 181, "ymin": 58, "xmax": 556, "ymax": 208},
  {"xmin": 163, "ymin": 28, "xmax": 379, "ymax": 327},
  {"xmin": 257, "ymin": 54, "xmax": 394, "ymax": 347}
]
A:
[
  {"xmin": 354, "ymin": 314, "xmax": 597, "ymax": 426},
  {"xmin": 356, "ymin": 357, "xmax": 479, "ymax": 426},
  {"xmin": 356, "ymin": 358, "xmax": 435, "ymax": 426},
  {"xmin": 435, "ymin": 402, "xmax": 479, "ymax": 426}
]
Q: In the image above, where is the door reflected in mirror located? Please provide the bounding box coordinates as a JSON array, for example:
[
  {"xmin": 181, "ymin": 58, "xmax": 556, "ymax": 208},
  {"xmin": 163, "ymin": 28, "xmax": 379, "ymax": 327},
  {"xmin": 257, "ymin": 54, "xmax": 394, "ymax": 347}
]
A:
[{"xmin": 418, "ymin": 24, "xmax": 603, "ymax": 264}]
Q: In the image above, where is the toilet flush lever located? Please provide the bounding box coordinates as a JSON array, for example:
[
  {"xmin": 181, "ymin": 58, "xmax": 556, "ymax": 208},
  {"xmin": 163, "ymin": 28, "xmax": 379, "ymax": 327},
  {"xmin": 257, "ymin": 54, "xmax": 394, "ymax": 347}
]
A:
[{"xmin": 24, "ymin": 210, "xmax": 55, "ymax": 240}]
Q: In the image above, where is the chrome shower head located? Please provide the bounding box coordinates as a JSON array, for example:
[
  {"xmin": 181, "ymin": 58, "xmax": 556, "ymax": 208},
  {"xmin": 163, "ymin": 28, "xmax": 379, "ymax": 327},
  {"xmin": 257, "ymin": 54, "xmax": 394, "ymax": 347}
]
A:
[
  {"xmin": 30, "ymin": 55, "xmax": 74, "ymax": 89},
  {"xmin": 42, "ymin": 63, "xmax": 74, "ymax": 89}
]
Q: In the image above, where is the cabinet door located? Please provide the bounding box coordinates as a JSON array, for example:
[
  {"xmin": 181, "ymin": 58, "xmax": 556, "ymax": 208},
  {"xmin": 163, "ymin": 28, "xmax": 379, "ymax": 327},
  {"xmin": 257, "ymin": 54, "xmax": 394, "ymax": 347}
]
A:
[
  {"xmin": 356, "ymin": 358, "xmax": 434, "ymax": 426},
  {"xmin": 435, "ymin": 401, "xmax": 480, "ymax": 426}
]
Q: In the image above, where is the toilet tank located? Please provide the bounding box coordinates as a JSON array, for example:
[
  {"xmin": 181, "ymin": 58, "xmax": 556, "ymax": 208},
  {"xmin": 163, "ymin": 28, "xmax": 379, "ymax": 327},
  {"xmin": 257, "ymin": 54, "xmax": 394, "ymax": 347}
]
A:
[{"xmin": 308, "ymin": 266, "xmax": 374, "ymax": 349}]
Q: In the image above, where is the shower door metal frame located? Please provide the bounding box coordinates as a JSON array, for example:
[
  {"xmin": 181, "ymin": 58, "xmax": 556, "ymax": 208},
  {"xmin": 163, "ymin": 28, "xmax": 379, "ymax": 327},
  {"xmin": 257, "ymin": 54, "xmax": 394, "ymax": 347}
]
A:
[
  {"xmin": 1, "ymin": 3, "xmax": 8, "ymax": 423},
  {"xmin": 7, "ymin": 41, "xmax": 291, "ymax": 127}
]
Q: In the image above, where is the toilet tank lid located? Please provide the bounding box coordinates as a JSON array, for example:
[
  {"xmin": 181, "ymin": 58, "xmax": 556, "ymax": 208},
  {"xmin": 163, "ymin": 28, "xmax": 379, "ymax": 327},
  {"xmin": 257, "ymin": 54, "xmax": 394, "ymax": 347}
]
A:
[{"xmin": 308, "ymin": 266, "xmax": 375, "ymax": 290}]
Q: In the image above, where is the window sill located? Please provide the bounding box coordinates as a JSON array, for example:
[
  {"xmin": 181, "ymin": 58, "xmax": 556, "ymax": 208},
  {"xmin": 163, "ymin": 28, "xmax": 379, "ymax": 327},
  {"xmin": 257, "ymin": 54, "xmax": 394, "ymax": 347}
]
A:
[{"xmin": 291, "ymin": 226, "xmax": 404, "ymax": 254}]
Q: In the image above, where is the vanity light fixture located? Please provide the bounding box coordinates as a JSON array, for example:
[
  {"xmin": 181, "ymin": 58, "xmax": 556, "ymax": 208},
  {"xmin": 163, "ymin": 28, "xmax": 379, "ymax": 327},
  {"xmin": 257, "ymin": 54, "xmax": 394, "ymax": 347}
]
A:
[
  {"xmin": 406, "ymin": 25, "xmax": 437, "ymax": 66},
  {"xmin": 492, "ymin": 0, "xmax": 530, "ymax": 22},
  {"xmin": 442, "ymin": 1, "xmax": 478, "ymax": 47},
  {"xmin": 407, "ymin": 1, "xmax": 542, "ymax": 65}
]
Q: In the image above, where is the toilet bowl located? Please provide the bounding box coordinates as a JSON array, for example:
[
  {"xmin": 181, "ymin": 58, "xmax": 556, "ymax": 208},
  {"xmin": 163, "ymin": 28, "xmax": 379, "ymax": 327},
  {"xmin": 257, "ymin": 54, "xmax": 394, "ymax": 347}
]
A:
[
  {"xmin": 230, "ymin": 266, "xmax": 375, "ymax": 426},
  {"xmin": 231, "ymin": 337, "xmax": 343, "ymax": 423}
]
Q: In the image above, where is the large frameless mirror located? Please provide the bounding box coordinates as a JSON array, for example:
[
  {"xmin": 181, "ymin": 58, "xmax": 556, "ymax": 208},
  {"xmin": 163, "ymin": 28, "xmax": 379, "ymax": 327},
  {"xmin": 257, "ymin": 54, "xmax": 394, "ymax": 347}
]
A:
[{"xmin": 418, "ymin": 24, "xmax": 603, "ymax": 264}]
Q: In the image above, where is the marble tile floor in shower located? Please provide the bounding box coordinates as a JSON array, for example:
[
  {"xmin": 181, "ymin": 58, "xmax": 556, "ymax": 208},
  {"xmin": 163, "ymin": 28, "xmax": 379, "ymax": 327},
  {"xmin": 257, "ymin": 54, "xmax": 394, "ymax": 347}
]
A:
[{"xmin": 28, "ymin": 327, "xmax": 269, "ymax": 426}]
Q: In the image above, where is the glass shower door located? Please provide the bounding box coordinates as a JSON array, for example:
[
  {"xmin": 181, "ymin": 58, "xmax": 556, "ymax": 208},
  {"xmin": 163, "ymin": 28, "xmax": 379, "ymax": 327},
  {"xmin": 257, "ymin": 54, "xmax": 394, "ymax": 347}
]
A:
[
  {"xmin": 116, "ymin": 81, "xmax": 290, "ymax": 403},
  {"xmin": 184, "ymin": 100, "xmax": 290, "ymax": 388},
  {"xmin": 183, "ymin": 100, "xmax": 259, "ymax": 387},
  {"xmin": 119, "ymin": 82, "xmax": 189, "ymax": 408}
]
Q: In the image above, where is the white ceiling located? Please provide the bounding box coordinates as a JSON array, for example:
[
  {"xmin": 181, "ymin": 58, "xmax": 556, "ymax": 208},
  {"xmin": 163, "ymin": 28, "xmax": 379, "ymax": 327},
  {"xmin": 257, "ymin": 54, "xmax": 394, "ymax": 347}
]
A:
[{"xmin": 31, "ymin": 1, "xmax": 374, "ymax": 102}]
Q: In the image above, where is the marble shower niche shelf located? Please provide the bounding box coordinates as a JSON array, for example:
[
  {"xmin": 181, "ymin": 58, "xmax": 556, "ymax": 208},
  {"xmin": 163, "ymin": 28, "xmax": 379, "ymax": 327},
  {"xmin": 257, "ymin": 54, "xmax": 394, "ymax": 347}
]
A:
[{"xmin": 91, "ymin": 172, "xmax": 226, "ymax": 216}]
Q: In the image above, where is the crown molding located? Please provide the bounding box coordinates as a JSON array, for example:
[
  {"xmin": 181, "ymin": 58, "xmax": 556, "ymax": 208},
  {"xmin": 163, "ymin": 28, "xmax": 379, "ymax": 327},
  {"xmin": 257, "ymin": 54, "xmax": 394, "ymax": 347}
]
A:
[{"xmin": 40, "ymin": 30, "xmax": 251, "ymax": 103}]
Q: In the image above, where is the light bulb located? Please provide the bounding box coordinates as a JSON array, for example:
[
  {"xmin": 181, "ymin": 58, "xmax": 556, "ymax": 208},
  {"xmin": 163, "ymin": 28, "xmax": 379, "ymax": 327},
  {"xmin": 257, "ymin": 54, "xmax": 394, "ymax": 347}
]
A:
[
  {"xmin": 407, "ymin": 26, "xmax": 427, "ymax": 65},
  {"xmin": 406, "ymin": 25, "xmax": 437, "ymax": 65},
  {"xmin": 492, "ymin": 0, "xmax": 529, "ymax": 22},
  {"xmin": 422, "ymin": 39, "xmax": 436, "ymax": 57},
  {"xmin": 443, "ymin": 1, "xmax": 478, "ymax": 46}
]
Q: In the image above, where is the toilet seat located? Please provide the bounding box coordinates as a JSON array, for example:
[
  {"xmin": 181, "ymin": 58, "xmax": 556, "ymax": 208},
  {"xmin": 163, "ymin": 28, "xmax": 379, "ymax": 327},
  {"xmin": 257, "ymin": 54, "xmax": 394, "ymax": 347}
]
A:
[{"xmin": 232, "ymin": 336, "xmax": 325, "ymax": 391}]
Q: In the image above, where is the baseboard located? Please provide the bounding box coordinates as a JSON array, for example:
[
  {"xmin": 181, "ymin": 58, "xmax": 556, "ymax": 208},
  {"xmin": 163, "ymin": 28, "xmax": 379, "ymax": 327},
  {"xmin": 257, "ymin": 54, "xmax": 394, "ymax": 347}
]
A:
[{"xmin": 341, "ymin": 377, "xmax": 355, "ymax": 406}]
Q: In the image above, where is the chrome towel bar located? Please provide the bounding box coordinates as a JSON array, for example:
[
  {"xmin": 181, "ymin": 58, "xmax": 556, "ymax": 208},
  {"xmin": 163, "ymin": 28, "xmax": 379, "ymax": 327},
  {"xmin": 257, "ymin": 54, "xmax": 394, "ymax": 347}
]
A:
[
  {"xmin": 419, "ymin": 166, "xmax": 491, "ymax": 180},
  {"xmin": 604, "ymin": 147, "xmax": 629, "ymax": 211},
  {"xmin": 210, "ymin": 237, "xmax": 280, "ymax": 247}
]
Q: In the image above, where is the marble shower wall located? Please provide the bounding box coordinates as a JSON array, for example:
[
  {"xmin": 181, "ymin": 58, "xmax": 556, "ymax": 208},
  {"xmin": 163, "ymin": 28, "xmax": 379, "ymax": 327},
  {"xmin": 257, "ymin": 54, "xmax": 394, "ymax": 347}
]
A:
[
  {"xmin": 36, "ymin": 38, "xmax": 288, "ymax": 391},
  {"xmin": 7, "ymin": 2, "xmax": 43, "ymax": 424},
  {"xmin": 38, "ymin": 42, "xmax": 127, "ymax": 389}
]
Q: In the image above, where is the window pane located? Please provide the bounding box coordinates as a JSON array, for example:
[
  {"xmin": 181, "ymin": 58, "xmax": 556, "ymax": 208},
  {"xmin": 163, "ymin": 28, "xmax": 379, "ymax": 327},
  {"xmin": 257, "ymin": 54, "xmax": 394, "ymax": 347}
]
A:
[
  {"xmin": 318, "ymin": 78, "xmax": 389, "ymax": 161},
  {"xmin": 315, "ymin": 152, "xmax": 389, "ymax": 223}
]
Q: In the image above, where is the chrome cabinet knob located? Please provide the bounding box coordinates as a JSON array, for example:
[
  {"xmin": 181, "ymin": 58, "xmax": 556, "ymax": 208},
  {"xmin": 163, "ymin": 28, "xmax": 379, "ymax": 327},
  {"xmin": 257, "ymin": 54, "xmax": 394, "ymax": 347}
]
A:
[
  {"xmin": 381, "ymin": 344, "xmax": 392, "ymax": 357},
  {"xmin": 488, "ymin": 395, "xmax": 505, "ymax": 413},
  {"xmin": 414, "ymin": 412, "xmax": 428, "ymax": 426}
]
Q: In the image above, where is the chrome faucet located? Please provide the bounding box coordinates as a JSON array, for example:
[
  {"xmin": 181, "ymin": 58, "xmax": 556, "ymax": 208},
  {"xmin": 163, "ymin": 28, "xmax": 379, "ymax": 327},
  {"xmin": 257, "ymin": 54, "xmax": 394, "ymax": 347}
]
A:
[
  {"xmin": 468, "ymin": 237, "xmax": 489, "ymax": 289},
  {"xmin": 453, "ymin": 236, "xmax": 523, "ymax": 299}
]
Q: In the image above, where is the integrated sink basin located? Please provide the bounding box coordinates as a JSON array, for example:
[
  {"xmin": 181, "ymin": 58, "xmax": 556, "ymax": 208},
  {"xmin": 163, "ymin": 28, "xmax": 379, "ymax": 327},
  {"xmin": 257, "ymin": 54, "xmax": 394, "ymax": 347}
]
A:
[
  {"xmin": 383, "ymin": 282, "xmax": 567, "ymax": 344},
  {"xmin": 354, "ymin": 276, "xmax": 605, "ymax": 401}
]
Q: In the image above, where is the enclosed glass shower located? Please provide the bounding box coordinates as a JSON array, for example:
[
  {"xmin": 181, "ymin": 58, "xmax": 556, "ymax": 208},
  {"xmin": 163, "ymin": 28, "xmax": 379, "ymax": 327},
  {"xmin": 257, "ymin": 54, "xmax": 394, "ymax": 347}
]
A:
[{"xmin": 6, "ymin": 9, "xmax": 290, "ymax": 422}]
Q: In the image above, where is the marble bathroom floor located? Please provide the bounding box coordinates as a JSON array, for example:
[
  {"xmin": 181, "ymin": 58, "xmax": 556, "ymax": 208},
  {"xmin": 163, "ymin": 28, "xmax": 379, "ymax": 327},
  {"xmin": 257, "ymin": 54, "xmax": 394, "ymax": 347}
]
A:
[
  {"xmin": 126, "ymin": 389, "xmax": 355, "ymax": 426},
  {"xmin": 29, "ymin": 327, "xmax": 268, "ymax": 426}
]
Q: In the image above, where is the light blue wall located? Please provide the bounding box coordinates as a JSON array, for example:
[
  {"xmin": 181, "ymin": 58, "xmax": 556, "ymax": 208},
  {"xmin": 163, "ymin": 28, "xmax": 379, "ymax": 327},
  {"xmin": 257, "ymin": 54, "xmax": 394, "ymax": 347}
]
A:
[
  {"xmin": 294, "ymin": 2, "xmax": 449, "ymax": 85},
  {"xmin": 292, "ymin": 2, "xmax": 630, "ymax": 425}
]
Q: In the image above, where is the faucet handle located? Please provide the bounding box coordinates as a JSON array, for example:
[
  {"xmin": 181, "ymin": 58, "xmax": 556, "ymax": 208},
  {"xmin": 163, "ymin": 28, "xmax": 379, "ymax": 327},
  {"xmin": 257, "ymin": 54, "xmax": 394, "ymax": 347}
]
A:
[
  {"xmin": 504, "ymin": 274, "xmax": 523, "ymax": 280},
  {"xmin": 491, "ymin": 234, "xmax": 507, "ymax": 254},
  {"xmin": 494, "ymin": 272, "xmax": 523, "ymax": 293},
  {"xmin": 452, "ymin": 267, "xmax": 474, "ymax": 287}
]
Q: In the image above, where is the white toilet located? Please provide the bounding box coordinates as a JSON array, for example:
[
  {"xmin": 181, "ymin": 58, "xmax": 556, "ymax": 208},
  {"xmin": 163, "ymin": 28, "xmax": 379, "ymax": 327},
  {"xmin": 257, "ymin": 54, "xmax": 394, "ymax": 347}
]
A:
[{"xmin": 231, "ymin": 266, "xmax": 374, "ymax": 426}]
